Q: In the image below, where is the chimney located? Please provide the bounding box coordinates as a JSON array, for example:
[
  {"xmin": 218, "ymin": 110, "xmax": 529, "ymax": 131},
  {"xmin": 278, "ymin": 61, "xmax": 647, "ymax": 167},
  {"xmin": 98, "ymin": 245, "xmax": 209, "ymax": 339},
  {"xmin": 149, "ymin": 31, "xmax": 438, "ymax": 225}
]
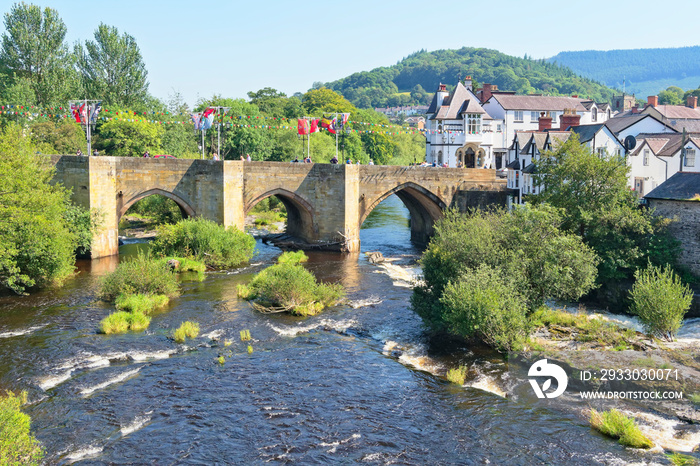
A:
[
  {"xmin": 464, "ymin": 75, "xmax": 472, "ymax": 90},
  {"xmin": 436, "ymin": 83, "xmax": 449, "ymax": 108},
  {"xmin": 571, "ymin": 95, "xmax": 578, "ymax": 98},
  {"xmin": 538, "ymin": 111, "xmax": 552, "ymax": 131},
  {"xmin": 631, "ymin": 106, "xmax": 639, "ymax": 114},
  {"xmin": 559, "ymin": 108, "xmax": 580, "ymax": 130},
  {"xmin": 647, "ymin": 95, "xmax": 658, "ymax": 107},
  {"xmin": 481, "ymin": 83, "xmax": 492, "ymax": 103},
  {"xmin": 687, "ymin": 95, "xmax": 698, "ymax": 109}
]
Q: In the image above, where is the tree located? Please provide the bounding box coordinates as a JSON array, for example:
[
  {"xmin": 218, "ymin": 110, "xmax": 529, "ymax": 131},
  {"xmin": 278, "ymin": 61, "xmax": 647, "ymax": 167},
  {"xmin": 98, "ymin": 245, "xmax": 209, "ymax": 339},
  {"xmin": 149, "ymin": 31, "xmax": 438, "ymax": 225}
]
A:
[
  {"xmin": 75, "ymin": 23, "xmax": 149, "ymax": 107},
  {"xmin": 0, "ymin": 2, "xmax": 76, "ymax": 105},
  {"xmin": 302, "ymin": 88, "xmax": 356, "ymax": 114},
  {"xmin": 658, "ymin": 86, "xmax": 684, "ymax": 105},
  {"xmin": 30, "ymin": 119, "xmax": 85, "ymax": 154},
  {"xmin": 94, "ymin": 118, "xmax": 163, "ymax": 156},
  {"xmin": 0, "ymin": 123, "xmax": 78, "ymax": 293}
]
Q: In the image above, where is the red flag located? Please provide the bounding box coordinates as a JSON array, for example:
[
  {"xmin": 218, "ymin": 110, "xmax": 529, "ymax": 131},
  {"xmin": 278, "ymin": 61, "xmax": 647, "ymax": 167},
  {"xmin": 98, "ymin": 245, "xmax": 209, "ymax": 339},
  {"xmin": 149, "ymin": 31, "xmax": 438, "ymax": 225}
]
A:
[
  {"xmin": 297, "ymin": 119, "xmax": 310, "ymax": 135},
  {"xmin": 310, "ymin": 118, "xmax": 319, "ymax": 133},
  {"xmin": 203, "ymin": 107, "xmax": 217, "ymax": 118}
]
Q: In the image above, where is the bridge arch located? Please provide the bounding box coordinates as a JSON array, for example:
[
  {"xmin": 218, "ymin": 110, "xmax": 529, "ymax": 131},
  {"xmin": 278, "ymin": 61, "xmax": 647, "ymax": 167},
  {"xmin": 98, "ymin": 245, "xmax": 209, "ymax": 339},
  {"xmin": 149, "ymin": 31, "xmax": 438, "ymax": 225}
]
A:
[
  {"xmin": 119, "ymin": 188, "xmax": 196, "ymax": 220},
  {"xmin": 246, "ymin": 188, "xmax": 317, "ymax": 241},
  {"xmin": 360, "ymin": 182, "xmax": 446, "ymax": 244}
]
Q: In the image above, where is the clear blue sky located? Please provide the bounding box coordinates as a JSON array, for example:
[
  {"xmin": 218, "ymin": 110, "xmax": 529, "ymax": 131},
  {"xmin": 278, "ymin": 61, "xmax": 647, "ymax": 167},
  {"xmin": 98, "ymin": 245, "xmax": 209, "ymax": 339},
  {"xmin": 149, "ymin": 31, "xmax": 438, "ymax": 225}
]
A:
[{"xmin": 3, "ymin": 0, "xmax": 699, "ymax": 107}]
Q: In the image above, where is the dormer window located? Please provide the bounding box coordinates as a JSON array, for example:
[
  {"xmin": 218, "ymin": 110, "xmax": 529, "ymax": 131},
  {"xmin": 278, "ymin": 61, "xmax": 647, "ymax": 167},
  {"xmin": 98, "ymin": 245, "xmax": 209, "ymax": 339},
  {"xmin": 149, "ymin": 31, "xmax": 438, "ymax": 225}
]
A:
[
  {"xmin": 592, "ymin": 107, "xmax": 598, "ymax": 122},
  {"xmin": 643, "ymin": 149, "xmax": 650, "ymax": 166},
  {"xmin": 685, "ymin": 148, "xmax": 696, "ymax": 167}
]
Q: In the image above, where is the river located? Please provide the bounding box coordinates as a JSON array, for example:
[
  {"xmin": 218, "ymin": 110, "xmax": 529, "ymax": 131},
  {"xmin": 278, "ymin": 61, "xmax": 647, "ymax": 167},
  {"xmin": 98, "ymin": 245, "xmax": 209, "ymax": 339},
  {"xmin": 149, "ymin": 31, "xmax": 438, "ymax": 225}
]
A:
[{"xmin": 0, "ymin": 195, "xmax": 697, "ymax": 464}]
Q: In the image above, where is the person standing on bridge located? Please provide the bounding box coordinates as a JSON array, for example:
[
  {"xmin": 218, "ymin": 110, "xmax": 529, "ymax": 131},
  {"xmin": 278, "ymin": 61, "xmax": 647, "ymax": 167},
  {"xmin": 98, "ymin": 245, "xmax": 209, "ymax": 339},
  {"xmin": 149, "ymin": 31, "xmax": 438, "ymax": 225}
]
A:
[
  {"xmin": 92, "ymin": 149, "xmax": 99, "ymax": 157},
  {"xmin": 330, "ymin": 155, "xmax": 338, "ymax": 164},
  {"xmin": 143, "ymin": 150, "xmax": 150, "ymax": 158},
  {"xmin": 368, "ymin": 159, "xmax": 374, "ymax": 165},
  {"xmin": 304, "ymin": 156, "xmax": 312, "ymax": 163},
  {"xmin": 76, "ymin": 149, "xmax": 83, "ymax": 156},
  {"xmin": 246, "ymin": 154, "xmax": 252, "ymax": 162}
]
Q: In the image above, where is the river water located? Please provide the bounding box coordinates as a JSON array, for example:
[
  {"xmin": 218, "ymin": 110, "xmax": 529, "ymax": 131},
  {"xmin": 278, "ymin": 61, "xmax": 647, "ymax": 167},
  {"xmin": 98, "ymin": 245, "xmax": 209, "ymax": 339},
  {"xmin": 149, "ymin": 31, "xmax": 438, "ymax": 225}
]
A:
[{"xmin": 0, "ymin": 195, "xmax": 695, "ymax": 464}]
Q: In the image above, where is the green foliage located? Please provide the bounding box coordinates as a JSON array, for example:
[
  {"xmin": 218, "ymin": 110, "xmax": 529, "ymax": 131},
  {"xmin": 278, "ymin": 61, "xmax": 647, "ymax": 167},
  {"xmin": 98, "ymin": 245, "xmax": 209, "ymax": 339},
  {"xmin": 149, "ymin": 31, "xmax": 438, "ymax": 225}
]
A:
[
  {"xmin": 62, "ymin": 203, "xmax": 101, "ymax": 256},
  {"xmin": 253, "ymin": 210, "xmax": 285, "ymax": 226},
  {"xmin": 666, "ymin": 453, "xmax": 698, "ymax": 466},
  {"xmin": 446, "ymin": 366, "xmax": 468, "ymax": 385},
  {"xmin": 533, "ymin": 135, "xmax": 680, "ymax": 283},
  {"xmin": 0, "ymin": 124, "xmax": 77, "ymax": 293},
  {"xmin": 658, "ymin": 86, "xmax": 684, "ymax": 105},
  {"xmin": 173, "ymin": 321, "xmax": 199, "ymax": 343},
  {"xmin": 151, "ymin": 218, "xmax": 255, "ymax": 269},
  {"xmin": 29, "ymin": 119, "xmax": 85, "ymax": 154},
  {"xmin": 629, "ymin": 264, "xmax": 693, "ymax": 341},
  {"xmin": 0, "ymin": 391, "xmax": 43, "ymax": 465},
  {"xmin": 94, "ymin": 118, "xmax": 164, "ymax": 157},
  {"xmin": 361, "ymin": 132, "xmax": 396, "ymax": 165},
  {"xmin": 75, "ymin": 23, "xmax": 149, "ymax": 107},
  {"xmin": 99, "ymin": 251, "xmax": 179, "ymax": 302},
  {"xmin": 275, "ymin": 250, "xmax": 307, "ymax": 265},
  {"xmin": 162, "ymin": 123, "xmax": 199, "ymax": 159},
  {"xmin": 240, "ymin": 329, "xmax": 251, "ymax": 341},
  {"xmin": 0, "ymin": 2, "xmax": 77, "ymax": 106},
  {"xmin": 238, "ymin": 251, "xmax": 344, "ymax": 316},
  {"xmin": 589, "ymin": 409, "xmax": 653, "ymax": 449},
  {"xmin": 115, "ymin": 293, "xmax": 169, "ymax": 314},
  {"xmin": 440, "ymin": 265, "xmax": 530, "ymax": 352},
  {"xmin": 165, "ymin": 257, "xmax": 206, "ymax": 273},
  {"xmin": 99, "ymin": 310, "xmax": 150, "ymax": 334},
  {"xmin": 128, "ymin": 195, "xmax": 183, "ymax": 225},
  {"xmin": 302, "ymin": 88, "xmax": 356, "ymax": 114},
  {"xmin": 412, "ymin": 206, "xmax": 598, "ymax": 334},
  {"xmin": 529, "ymin": 308, "xmax": 637, "ymax": 348}
]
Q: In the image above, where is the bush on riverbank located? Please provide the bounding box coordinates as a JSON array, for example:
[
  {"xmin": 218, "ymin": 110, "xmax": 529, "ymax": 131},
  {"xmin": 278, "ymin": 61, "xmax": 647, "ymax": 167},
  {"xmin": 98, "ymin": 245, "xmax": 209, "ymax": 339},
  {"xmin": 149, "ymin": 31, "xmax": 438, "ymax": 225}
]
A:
[
  {"xmin": 99, "ymin": 311, "xmax": 151, "ymax": 334},
  {"xmin": 412, "ymin": 205, "xmax": 598, "ymax": 352},
  {"xmin": 590, "ymin": 409, "xmax": 653, "ymax": 449},
  {"xmin": 99, "ymin": 252, "xmax": 180, "ymax": 302},
  {"xmin": 173, "ymin": 321, "xmax": 199, "ymax": 343},
  {"xmin": 115, "ymin": 293, "xmax": 169, "ymax": 314},
  {"xmin": 151, "ymin": 218, "xmax": 255, "ymax": 269},
  {"xmin": 0, "ymin": 391, "xmax": 44, "ymax": 465},
  {"xmin": 629, "ymin": 264, "xmax": 694, "ymax": 341},
  {"xmin": 238, "ymin": 251, "xmax": 344, "ymax": 316}
]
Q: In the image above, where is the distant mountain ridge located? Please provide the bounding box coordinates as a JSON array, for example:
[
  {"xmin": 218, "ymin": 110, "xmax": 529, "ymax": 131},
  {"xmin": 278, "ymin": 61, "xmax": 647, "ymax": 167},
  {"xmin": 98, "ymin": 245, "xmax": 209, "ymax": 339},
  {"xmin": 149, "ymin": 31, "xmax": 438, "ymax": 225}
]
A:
[
  {"xmin": 323, "ymin": 47, "xmax": 616, "ymax": 109},
  {"xmin": 549, "ymin": 46, "xmax": 700, "ymax": 98}
]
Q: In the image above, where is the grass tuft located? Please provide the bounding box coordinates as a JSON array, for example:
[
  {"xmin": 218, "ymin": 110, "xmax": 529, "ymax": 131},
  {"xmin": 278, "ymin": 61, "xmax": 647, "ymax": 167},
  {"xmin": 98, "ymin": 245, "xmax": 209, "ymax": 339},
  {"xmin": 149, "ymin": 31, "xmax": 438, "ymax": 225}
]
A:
[
  {"xmin": 666, "ymin": 453, "xmax": 699, "ymax": 466},
  {"xmin": 115, "ymin": 293, "xmax": 169, "ymax": 314},
  {"xmin": 173, "ymin": 321, "xmax": 200, "ymax": 343},
  {"xmin": 99, "ymin": 311, "xmax": 151, "ymax": 334},
  {"xmin": 446, "ymin": 366, "xmax": 468, "ymax": 385},
  {"xmin": 590, "ymin": 409, "xmax": 653, "ymax": 449},
  {"xmin": 240, "ymin": 329, "xmax": 251, "ymax": 341}
]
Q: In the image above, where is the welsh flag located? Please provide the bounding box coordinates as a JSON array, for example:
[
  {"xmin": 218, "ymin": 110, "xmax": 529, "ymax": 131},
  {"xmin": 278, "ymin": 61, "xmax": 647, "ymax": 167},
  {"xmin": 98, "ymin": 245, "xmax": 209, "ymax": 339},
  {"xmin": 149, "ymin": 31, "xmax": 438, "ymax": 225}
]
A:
[
  {"xmin": 71, "ymin": 103, "xmax": 87, "ymax": 124},
  {"xmin": 297, "ymin": 119, "xmax": 310, "ymax": 135},
  {"xmin": 310, "ymin": 118, "xmax": 319, "ymax": 133}
]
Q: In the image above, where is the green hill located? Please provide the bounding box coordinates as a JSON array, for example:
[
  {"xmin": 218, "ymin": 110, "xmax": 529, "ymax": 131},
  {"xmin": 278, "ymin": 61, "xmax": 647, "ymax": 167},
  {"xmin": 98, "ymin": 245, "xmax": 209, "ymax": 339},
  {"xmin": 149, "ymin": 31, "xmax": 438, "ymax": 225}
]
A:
[
  {"xmin": 549, "ymin": 46, "xmax": 700, "ymax": 98},
  {"xmin": 323, "ymin": 47, "xmax": 617, "ymax": 109}
]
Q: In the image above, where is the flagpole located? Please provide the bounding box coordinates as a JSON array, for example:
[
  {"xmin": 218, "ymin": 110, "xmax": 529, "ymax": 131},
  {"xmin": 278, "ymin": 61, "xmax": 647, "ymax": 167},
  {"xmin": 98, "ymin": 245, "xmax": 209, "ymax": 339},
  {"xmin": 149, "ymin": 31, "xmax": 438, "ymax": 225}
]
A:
[
  {"xmin": 335, "ymin": 113, "xmax": 338, "ymax": 159},
  {"xmin": 86, "ymin": 99, "xmax": 91, "ymax": 156}
]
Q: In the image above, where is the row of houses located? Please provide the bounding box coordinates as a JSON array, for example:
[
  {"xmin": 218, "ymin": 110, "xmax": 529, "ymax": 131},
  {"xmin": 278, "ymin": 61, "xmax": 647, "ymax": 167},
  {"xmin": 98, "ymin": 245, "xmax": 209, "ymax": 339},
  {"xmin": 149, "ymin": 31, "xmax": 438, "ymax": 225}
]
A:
[{"xmin": 423, "ymin": 77, "xmax": 700, "ymax": 205}]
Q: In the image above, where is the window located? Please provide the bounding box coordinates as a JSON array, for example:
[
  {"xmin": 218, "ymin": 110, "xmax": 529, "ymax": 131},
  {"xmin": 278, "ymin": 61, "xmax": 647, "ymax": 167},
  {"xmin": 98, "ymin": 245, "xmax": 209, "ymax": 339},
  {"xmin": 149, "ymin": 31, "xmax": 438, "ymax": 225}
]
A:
[
  {"xmin": 643, "ymin": 149, "xmax": 650, "ymax": 166},
  {"xmin": 685, "ymin": 148, "xmax": 696, "ymax": 167},
  {"xmin": 496, "ymin": 124, "xmax": 502, "ymax": 132},
  {"xmin": 615, "ymin": 147, "xmax": 622, "ymax": 157},
  {"xmin": 531, "ymin": 111, "xmax": 539, "ymax": 122},
  {"xmin": 597, "ymin": 147, "xmax": 605, "ymax": 157},
  {"xmin": 592, "ymin": 107, "xmax": 598, "ymax": 122},
  {"xmin": 514, "ymin": 111, "xmax": 523, "ymax": 122},
  {"xmin": 467, "ymin": 114, "xmax": 481, "ymax": 134},
  {"xmin": 551, "ymin": 112, "xmax": 557, "ymax": 123}
]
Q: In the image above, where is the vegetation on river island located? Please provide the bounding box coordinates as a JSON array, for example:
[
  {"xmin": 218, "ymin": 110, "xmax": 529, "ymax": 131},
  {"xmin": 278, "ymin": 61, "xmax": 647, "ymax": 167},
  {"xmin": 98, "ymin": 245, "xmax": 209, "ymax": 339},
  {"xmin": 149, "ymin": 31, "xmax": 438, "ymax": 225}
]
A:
[
  {"xmin": 238, "ymin": 251, "xmax": 344, "ymax": 316},
  {"xmin": 151, "ymin": 218, "xmax": 255, "ymax": 269},
  {"xmin": 99, "ymin": 310, "xmax": 151, "ymax": 334},
  {"xmin": 0, "ymin": 391, "xmax": 44, "ymax": 465},
  {"xmin": 99, "ymin": 252, "xmax": 179, "ymax": 302},
  {"xmin": 173, "ymin": 321, "xmax": 200, "ymax": 343},
  {"xmin": 589, "ymin": 409, "xmax": 653, "ymax": 449}
]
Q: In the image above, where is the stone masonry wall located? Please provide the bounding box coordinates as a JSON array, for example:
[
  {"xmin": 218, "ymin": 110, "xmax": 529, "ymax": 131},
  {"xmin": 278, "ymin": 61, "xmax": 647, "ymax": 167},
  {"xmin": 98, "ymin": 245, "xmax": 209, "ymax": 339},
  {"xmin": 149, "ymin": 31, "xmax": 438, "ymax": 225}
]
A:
[{"xmin": 648, "ymin": 199, "xmax": 700, "ymax": 276}]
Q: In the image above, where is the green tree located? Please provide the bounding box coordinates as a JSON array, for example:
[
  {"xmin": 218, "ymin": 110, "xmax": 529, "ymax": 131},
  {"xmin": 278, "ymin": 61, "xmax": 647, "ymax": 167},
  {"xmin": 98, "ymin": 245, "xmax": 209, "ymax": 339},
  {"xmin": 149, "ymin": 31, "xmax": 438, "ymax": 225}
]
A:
[
  {"xmin": 94, "ymin": 118, "xmax": 163, "ymax": 156},
  {"xmin": 302, "ymin": 88, "xmax": 356, "ymax": 114},
  {"xmin": 0, "ymin": 2, "xmax": 76, "ymax": 105},
  {"xmin": 658, "ymin": 86, "xmax": 684, "ymax": 105},
  {"xmin": 75, "ymin": 23, "xmax": 149, "ymax": 107},
  {"xmin": 0, "ymin": 391, "xmax": 44, "ymax": 465},
  {"xmin": 0, "ymin": 123, "xmax": 77, "ymax": 293},
  {"xmin": 29, "ymin": 119, "xmax": 85, "ymax": 154},
  {"xmin": 247, "ymin": 87, "xmax": 288, "ymax": 116},
  {"xmin": 361, "ymin": 132, "xmax": 396, "ymax": 165}
]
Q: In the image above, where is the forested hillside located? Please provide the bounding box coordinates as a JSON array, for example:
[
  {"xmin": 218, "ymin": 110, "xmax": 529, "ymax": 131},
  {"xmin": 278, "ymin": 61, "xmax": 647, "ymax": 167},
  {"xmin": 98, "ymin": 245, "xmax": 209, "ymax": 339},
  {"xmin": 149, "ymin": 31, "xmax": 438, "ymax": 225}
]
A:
[
  {"xmin": 324, "ymin": 47, "xmax": 616, "ymax": 109},
  {"xmin": 549, "ymin": 46, "xmax": 700, "ymax": 97}
]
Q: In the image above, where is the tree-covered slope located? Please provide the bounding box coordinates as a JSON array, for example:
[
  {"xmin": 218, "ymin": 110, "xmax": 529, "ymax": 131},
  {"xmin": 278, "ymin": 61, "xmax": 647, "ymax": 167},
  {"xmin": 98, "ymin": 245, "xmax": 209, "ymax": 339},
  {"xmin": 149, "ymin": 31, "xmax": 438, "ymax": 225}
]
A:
[
  {"xmin": 324, "ymin": 47, "xmax": 616, "ymax": 109},
  {"xmin": 549, "ymin": 46, "xmax": 700, "ymax": 98}
]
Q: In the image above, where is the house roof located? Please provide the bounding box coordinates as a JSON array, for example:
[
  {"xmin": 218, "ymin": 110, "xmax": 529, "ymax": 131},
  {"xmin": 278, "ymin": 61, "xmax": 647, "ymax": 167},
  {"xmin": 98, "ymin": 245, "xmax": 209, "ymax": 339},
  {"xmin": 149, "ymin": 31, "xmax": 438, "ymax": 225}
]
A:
[
  {"xmin": 522, "ymin": 163, "xmax": 537, "ymax": 174},
  {"xmin": 546, "ymin": 132, "xmax": 571, "ymax": 148},
  {"xmin": 648, "ymin": 105, "xmax": 700, "ymax": 120},
  {"xmin": 631, "ymin": 132, "xmax": 700, "ymax": 157},
  {"xmin": 489, "ymin": 94, "xmax": 588, "ymax": 112},
  {"xmin": 645, "ymin": 172, "xmax": 700, "ymax": 200},
  {"xmin": 510, "ymin": 132, "xmax": 533, "ymax": 150},
  {"xmin": 667, "ymin": 119, "xmax": 700, "ymax": 133},
  {"xmin": 570, "ymin": 123, "xmax": 606, "ymax": 143},
  {"xmin": 604, "ymin": 113, "xmax": 676, "ymax": 135},
  {"xmin": 506, "ymin": 159, "xmax": 520, "ymax": 169}
]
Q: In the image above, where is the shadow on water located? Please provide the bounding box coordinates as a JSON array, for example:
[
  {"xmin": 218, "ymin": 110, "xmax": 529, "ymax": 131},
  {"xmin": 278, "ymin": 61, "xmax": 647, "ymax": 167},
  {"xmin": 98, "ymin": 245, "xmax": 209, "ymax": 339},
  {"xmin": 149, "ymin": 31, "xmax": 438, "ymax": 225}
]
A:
[{"xmin": 0, "ymin": 194, "xmax": 669, "ymax": 464}]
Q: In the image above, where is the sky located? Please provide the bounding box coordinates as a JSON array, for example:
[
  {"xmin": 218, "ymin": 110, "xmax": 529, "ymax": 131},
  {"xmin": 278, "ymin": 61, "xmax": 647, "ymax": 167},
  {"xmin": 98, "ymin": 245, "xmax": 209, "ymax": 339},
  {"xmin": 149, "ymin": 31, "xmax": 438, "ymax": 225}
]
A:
[{"xmin": 3, "ymin": 0, "xmax": 700, "ymax": 108}]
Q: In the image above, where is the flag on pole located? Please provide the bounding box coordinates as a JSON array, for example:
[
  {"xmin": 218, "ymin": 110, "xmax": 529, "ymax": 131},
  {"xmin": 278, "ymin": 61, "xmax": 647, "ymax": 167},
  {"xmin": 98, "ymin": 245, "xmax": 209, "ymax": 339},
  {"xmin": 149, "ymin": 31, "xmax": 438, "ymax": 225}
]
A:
[
  {"xmin": 89, "ymin": 102, "xmax": 102, "ymax": 123},
  {"xmin": 203, "ymin": 107, "xmax": 217, "ymax": 118},
  {"xmin": 340, "ymin": 113, "xmax": 350, "ymax": 127},
  {"xmin": 190, "ymin": 113, "xmax": 202, "ymax": 130},
  {"xmin": 320, "ymin": 117, "xmax": 337, "ymax": 133},
  {"xmin": 70, "ymin": 103, "xmax": 81, "ymax": 123},
  {"xmin": 309, "ymin": 118, "xmax": 319, "ymax": 133},
  {"xmin": 297, "ymin": 119, "xmax": 310, "ymax": 135}
]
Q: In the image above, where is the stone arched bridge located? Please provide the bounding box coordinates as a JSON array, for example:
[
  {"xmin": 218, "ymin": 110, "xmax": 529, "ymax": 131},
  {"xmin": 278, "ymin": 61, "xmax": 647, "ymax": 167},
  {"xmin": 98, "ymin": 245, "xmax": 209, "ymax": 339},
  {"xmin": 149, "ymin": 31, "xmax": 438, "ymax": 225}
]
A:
[{"xmin": 51, "ymin": 156, "xmax": 507, "ymax": 258}]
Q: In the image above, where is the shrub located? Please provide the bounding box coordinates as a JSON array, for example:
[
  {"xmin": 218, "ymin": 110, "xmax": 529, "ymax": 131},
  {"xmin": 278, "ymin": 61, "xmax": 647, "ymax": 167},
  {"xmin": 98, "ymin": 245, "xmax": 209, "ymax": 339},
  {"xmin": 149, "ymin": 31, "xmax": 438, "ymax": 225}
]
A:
[
  {"xmin": 99, "ymin": 252, "xmax": 179, "ymax": 302},
  {"xmin": 238, "ymin": 251, "xmax": 344, "ymax": 316},
  {"xmin": 173, "ymin": 321, "xmax": 200, "ymax": 343},
  {"xmin": 666, "ymin": 452, "xmax": 699, "ymax": 466},
  {"xmin": 440, "ymin": 265, "xmax": 530, "ymax": 353},
  {"xmin": 129, "ymin": 195, "xmax": 183, "ymax": 225},
  {"xmin": 151, "ymin": 218, "xmax": 255, "ymax": 269},
  {"xmin": 253, "ymin": 210, "xmax": 286, "ymax": 226},
  {"xmin": 163, "ymin": 257, "xmax": 206, "ymax": 273},
  {"xmin": 0, "ymin": 391, "xmax": 43, "ymax": 465},
  {"xmin": 446, "ymin": 366, "xmax": 468, "ymax": 385},
  {"xmin": 115, "ymin": 293, "xmax": 169, "ymax": 314},
  {"xmin": 99, "ymin": 311, "xmax": 151, "ymax": 334},
  {"xmin": 629, "ymin": 264, "xmax": 694, "ymax": 341},
  {"xmin": 590, "ymin": 409, "xmax": 653, "ymax": 449}
]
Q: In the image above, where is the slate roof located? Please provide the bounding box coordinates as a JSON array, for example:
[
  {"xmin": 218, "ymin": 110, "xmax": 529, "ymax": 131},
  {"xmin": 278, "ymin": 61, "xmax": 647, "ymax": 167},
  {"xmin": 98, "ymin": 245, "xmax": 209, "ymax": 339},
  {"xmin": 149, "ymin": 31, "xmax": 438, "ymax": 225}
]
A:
[
  {"xmin": 645, "ymin": 172, "xmax": 700, "ymax": 200},
  {"xmin": 490, "ymin": 95, "xmax": 588, "ymax": 112},
  {"xmin": 605, "ymin": 114, "xmax": 676, "ymax": 135},
  {"xmin": 546, "ymin": 132, "xmax": 571, "ymax": 148},
  {"xmin": 667, "ymin": 119, "xmax": 700, "ymax": 133},
  {"xmin": 649, "ymin": 105, "xmax": 700, "ymax": 119},
  {"xmin": 570, "ymin": 124, "xmax": 606, "ymax": 143},
  {"xmin": 631, "ymin": 133, "xmax": 700, "ymax": 157},
  {"xmin": 510, "ymin": 132, "xmax": 532, "ymax": 150},
  {"xmin": 428, "ymin": 82, "xmax": 486, "ymax": 120},
  {"xmin": 506, "ymin": 159, "xmax": 520, "ymax": 169},
  {"xmin": 522, "ymin": 163, "xmax": 537, "ymax": 174}
]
